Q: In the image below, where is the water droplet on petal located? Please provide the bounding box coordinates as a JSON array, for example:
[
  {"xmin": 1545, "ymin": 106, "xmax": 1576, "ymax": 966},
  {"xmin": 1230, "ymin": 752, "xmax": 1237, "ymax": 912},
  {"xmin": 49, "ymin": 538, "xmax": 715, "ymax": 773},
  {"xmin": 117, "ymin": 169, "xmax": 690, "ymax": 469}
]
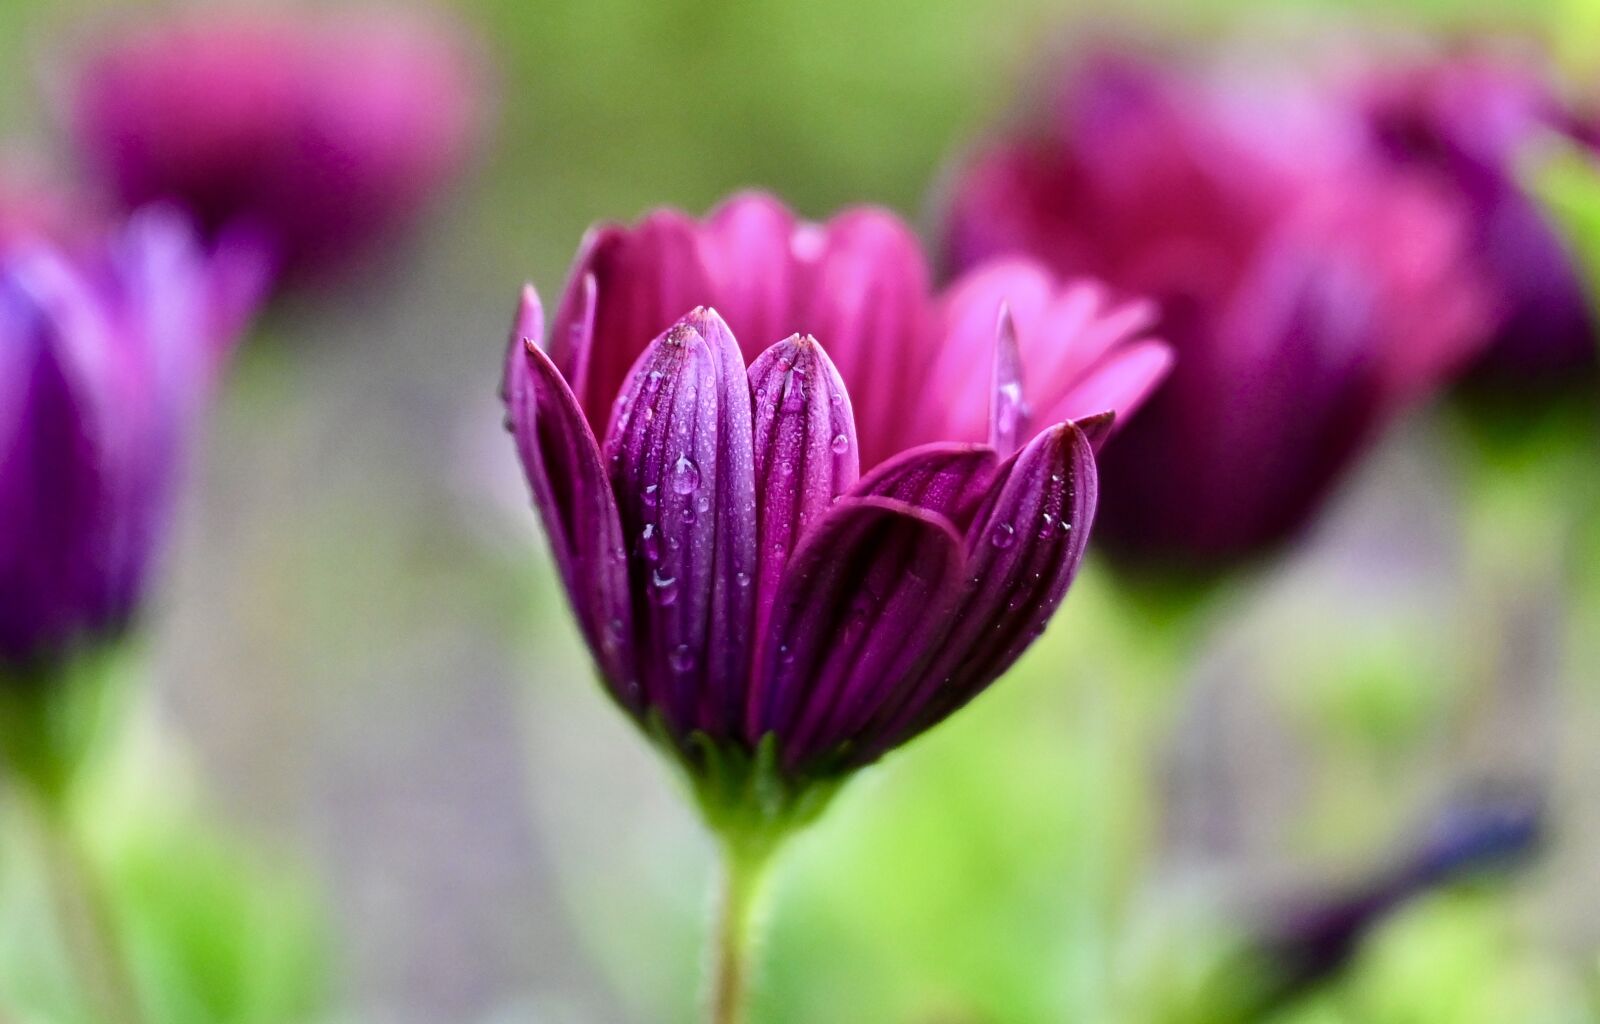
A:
[
  {"xmin": 735, "ymin": 571, "xmax": 752, "ymax": 588},
  {"xmin": 990, "ymin": 522, "xmax": 1016, "ymax": 549},
  {"xmin": 669, "ymin": 645, "xmax": 696, "ymax": 673},
  {"xmin": 643, "ymin": 484, "xmax": 660, "ymax": 508},
  {"xmin": 830, "ymin": 434, "xmax": 849, "ymax": 454},
  {"xmin": 672, "ymin": 454, "xmax": 701, "ymax": 495},
  {"xmin": 650, "ymin": 569, "xmax": 678, "ymax": 605},
  {"xmin": 640, "ymin": 524, "xmax": 661, "ymax": 562}
]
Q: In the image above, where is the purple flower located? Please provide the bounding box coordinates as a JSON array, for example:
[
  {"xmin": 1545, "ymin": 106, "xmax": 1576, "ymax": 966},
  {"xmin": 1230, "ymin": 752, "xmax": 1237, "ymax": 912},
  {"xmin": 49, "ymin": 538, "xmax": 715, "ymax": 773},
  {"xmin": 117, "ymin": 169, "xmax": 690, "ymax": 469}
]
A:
[
  {"xmin": 1245, "ymin": 790, "xmax": 1542, "ymax": 1012},
  {"xmin": 944, "ymin": 49, "xmax": 1491, "ymax": 571},
  {"xmin": 504, "ymin": 193, "xmax": 1169, "ymax": 793},
  {"xmin": 67, "ymin": 7, "xmax": 485, "ymax": 288},
  {"xmin": 0, "ymin": 207, "xmax": 257, "ymax": 678},
  {"xmin": 1358, "ymin": 47, "xmax": 1600, "ymax": 386}
]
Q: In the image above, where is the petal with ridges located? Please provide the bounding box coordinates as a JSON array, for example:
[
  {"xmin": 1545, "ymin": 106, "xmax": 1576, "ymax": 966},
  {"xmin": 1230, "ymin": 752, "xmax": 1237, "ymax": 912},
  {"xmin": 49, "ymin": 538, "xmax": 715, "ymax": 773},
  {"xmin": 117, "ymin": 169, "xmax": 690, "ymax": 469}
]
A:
[
  {"xmin": 504, "ymin": 323, "xmax": 637, "ymax": 708},
  {"xmin": 748, "ymin": 333, "xmax": 859, "ymax": 636},
  {"xmin": 861, "ymin": 422, "xmax": 1097, "ymax": 760},
  {"xmin": 852, "ymin": 442, "xmax": 998, "ymax": 530},
  {"xmin": 602, "ymin": 318, "xmax": 727, "ymax": 738},
  {"xmin": 679, "ymin": 307, "xmax": 758, "ymax": 737},
  {"xmin": 748, "ymin": 496, "xmax": 964, "ymax": 771}
]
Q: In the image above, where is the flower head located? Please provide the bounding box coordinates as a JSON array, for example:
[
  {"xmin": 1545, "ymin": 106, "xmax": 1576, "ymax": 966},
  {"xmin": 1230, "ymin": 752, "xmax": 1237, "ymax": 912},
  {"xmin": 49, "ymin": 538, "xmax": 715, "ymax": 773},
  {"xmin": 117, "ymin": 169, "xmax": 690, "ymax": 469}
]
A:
[
  {"xmin": 0, "ymin": 207, "xmax": 255, "ymax": 679},
  {"xmin": 944, "ymin": 48, "xmax": 1490, "ymax": 572},
  {"xmin": 1357, "ymin": 47, "xmax": 1600, "ymax": 386},
  {"xmin": 504, "ymin": 193, "xmax": 1167, "ymax": 808},
  {"xmin": 67, "ymin": 7, "xmax": 485, "ymax": 287}
]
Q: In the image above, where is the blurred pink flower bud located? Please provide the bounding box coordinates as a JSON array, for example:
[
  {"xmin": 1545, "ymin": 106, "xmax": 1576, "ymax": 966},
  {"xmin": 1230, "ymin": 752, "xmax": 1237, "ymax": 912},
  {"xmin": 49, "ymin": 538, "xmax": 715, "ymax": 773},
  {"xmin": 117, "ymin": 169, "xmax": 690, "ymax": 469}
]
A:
[{"xmin": 67, "ymin": 6, "xmax": 488, "ymax": 289}]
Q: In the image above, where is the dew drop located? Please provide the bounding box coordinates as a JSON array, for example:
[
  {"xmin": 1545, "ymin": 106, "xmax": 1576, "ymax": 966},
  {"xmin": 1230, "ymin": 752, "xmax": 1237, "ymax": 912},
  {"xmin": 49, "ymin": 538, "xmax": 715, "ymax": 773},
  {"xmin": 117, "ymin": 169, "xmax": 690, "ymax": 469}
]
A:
[
  {"xmin": 640, "ymin": 523, "xmax": 661, "ymax": 562},
  {"xmin": 642, "ymin": 484, "xmax": 660, "ymax": 508},
  {"xmin": 672, "ymin": 454, "xmax": 701, "ymax": 495},
  {"xmin": 830, "ymin": 434, "xmax": 849, "ymax": 454},
  {"xmin": 669, "ymin": 644, "xmax": 696, "ymax": 673},
  {"xmin": 735, "ymin": 571, "xmax": 752, "ymax": 588},
  {"xmin": 1038, "ymin": 512, "xmax": 1054, "ymax": 538},
  {"xmin": 650, "ymin": 569, "xmax": 678, "ymax": 605},
  {"xmin": 990, "ymin": 522, "xmax": 1016, "ymax": 549}
]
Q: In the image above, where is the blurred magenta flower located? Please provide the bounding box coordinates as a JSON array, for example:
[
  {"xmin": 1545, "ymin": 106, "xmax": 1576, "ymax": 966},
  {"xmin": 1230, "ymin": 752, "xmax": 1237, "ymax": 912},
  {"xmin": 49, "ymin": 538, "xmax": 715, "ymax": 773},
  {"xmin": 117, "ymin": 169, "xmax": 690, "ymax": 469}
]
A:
[
  {"xmin": 0, "ymin": 207, "xmax": 259, "ymax": 679},
  {"xmin": 504, "ymin": 192, "xmax": 1169, "ymax": 808},
  {"xmin": 944, "ymin": 50, "xmax": 1490, "ymax": 572},
  {"xmin": 1358, "ymin": 47, "xmax": 1600, "ymax": 386},
  {"xmin": 67, "ymin": 7, "xmax": 485, "ymax": 288}
]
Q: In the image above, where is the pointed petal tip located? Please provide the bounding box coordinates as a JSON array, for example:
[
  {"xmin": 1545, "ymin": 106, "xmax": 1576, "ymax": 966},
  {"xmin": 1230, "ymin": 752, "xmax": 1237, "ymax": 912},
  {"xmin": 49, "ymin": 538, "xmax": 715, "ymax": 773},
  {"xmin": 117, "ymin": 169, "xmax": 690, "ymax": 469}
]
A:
[
  {"xmin": 514, "ymin": 282, "xmax": 544, "ymax": 340},
  {"xmin": 1071, "ymin": 410, "xmax": 1116, "ymax": 450}
]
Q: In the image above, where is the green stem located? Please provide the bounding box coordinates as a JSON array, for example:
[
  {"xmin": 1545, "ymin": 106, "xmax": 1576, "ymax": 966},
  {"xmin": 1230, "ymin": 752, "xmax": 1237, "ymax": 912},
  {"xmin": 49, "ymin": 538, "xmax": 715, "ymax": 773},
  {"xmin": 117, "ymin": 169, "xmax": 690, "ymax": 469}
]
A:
[
  {"xmin": 709, "ymin": 840, "xmax": 773, "ymax": 1024},
  {"xmin": 28, "ymin": 792, "xmax": 147, "ymax": 1024}
]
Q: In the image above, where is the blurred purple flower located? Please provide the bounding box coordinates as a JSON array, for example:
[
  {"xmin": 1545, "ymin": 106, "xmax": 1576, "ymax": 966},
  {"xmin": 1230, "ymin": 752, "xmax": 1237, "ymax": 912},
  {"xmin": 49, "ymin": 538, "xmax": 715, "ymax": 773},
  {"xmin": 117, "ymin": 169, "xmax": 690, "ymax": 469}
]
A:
[
  {"xmin": 1247, "ymin": 790, "xmax": 1543, "ymax": 1012},
  {"xmin": 0, "ymin": 207, "xmax": 259, "ymax": 678},
  {"xmin": 944, "ymin": 49, "xmax": 1491, "ymax": 571},
  {"xmin": 503, "ymin": 192, "xmax": 1169, "ymax": 788},
  {"xmin": 67, "ymin": 7, "xmax": 486, "ymax": 288},
  {"xmin": 1358, "ymin": 47, "xmax": 1600, "ymax": 386}
]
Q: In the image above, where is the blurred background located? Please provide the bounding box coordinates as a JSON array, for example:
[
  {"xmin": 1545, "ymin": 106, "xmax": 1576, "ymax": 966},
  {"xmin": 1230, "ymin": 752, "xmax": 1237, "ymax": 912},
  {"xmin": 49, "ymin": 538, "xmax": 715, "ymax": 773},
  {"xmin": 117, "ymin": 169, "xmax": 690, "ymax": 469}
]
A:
[{"xmin": 3, "ymin": 0, "xmax": 1599, "ymax": 1022}]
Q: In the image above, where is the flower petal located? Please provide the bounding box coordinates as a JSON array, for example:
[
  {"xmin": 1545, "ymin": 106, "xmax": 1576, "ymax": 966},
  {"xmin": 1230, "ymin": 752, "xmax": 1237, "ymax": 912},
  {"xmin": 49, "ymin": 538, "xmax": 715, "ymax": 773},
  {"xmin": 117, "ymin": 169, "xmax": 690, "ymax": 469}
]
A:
[
  {"xmin": 551, "ymin": 212, "xmax": 712, "ymax": 430},
  {"xmin": 503, "ymin": 304, "xmax": 637, "ymax": 708},
  {"xmin": 748, "ymin": 496, "xmax": 965, "ymax": 772},
  {"xmin": 748, "ymin": 333, "xmax": 859, "ymax": 635},
  {"xmin": 860, "ymin": 422, "xmax": 1097, "ymax": 760},
  {"xmin": 989, "ymin": 304, "xmax": 1030, "ymax": 457},
  {"xmin": 796, "ymin": 208, "xmax": 933, "ymax": 468},
  {"xmin": 680, "ymin": 307, "xmax": 758, "ymax": 737},
  {"xmin": 702, "ymin": 191, "xmax": 802, "ymax": 358},
  {"xmin": 917, "ymin": 259, "xmax": 1055, "ymax": 448},
  {"xmin": 1039, "ymin": 338, "xmax": 1173, "ymax": 447},
  {"xmin": 852, "ymin": 442, "xmax": 999, "ymax": 530},
  {"xmin": 604, "ymin": 313, "xmax": 756, "ymax": 738}
]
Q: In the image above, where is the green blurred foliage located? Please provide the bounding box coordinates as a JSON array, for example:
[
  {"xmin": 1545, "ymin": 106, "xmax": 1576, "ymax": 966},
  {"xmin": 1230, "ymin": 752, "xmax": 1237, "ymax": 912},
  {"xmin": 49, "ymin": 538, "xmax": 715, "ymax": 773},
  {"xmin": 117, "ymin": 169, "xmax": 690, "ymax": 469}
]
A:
[{"xmin": 0, "ymin": 704, "xmax": 330, "ymax": 1024}]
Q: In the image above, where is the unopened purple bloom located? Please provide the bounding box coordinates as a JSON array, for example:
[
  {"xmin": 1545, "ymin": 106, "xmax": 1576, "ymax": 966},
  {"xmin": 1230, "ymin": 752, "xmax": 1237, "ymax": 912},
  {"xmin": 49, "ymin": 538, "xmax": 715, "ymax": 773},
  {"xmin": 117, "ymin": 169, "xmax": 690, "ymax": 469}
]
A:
[
  {"xmin": 67, "ymin": 8, "xmax": 485, "ymax": 288},
  {"xmin": 1247, "ymin": 791, "xmax": 1542, "ymax": 1012},
  {"xmin": 1358, "ymin": 47, "xmax": 1600, "ymax": 386},
  {"xmin": 504, "ymin": 193, "xmax": 1169, "ymax": 791},
  {"xmin": 0, "ymin": 207, "xmax": 254, "ymax": 678},
  {"xmin": 944, "ymin": 49, "xmax": 1491, "ymax": 571}
]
